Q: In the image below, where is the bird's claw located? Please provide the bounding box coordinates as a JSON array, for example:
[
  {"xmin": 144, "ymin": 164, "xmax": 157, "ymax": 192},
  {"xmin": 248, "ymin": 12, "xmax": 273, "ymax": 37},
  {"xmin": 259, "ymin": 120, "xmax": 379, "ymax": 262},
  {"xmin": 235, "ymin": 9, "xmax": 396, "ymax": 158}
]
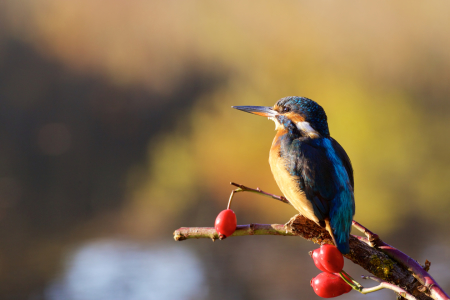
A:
[{"xmin": 284, "ymin": 214, "xmax": 301, "ymax": 233}]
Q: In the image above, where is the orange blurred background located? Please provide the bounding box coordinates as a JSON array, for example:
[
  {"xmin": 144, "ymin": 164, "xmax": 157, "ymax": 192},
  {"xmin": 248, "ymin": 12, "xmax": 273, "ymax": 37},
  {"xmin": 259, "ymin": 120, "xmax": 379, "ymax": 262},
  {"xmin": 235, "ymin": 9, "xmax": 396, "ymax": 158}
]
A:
[{"xmin": 1, "ymin": 1, "xmax": 450, "ymax": 299}]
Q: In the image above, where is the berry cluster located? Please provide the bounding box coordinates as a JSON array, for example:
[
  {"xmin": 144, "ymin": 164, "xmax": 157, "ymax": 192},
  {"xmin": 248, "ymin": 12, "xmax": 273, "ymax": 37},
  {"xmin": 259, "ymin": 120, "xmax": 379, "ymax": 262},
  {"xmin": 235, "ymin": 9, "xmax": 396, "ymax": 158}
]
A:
[{"xmin": 310, "ymin": 245, "xmax": 352, "ymax": 298}]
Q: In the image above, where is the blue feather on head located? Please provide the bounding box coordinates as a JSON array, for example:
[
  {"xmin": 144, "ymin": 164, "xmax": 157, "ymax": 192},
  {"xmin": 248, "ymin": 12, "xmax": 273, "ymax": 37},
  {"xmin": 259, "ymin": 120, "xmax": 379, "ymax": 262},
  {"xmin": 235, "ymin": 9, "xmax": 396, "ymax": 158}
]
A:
[{"xmin": 275, "ymin": 96, "xmax": 330, "ymax": 137}]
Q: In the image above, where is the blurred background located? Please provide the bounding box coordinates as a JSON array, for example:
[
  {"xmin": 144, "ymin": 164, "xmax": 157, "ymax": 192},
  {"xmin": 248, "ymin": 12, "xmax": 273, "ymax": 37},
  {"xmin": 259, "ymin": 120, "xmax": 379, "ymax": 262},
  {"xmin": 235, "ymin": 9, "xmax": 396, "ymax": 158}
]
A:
[{"xmin": 0, "ymin": 1, "xmax": 450, "ymax": 299}]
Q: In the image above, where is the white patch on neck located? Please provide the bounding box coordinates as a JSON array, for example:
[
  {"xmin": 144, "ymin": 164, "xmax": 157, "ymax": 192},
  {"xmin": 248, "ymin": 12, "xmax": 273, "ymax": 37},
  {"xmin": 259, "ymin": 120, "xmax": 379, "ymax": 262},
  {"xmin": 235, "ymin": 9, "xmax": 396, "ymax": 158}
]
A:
[
  {"xmin": 268, "ymin": 117, "xmax": 281, "ymax": 130},
  {"xmin": 296, "ymin": 121, "xmax": 320, "ymax": 138}
]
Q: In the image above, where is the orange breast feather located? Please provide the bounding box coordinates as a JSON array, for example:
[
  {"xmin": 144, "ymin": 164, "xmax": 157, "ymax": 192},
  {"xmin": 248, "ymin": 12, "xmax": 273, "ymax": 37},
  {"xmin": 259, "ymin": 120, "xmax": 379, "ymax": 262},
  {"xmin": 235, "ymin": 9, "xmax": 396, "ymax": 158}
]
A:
[{"xmin": 268, "ymin": 130, "xmax": 318, "ymax": 223}]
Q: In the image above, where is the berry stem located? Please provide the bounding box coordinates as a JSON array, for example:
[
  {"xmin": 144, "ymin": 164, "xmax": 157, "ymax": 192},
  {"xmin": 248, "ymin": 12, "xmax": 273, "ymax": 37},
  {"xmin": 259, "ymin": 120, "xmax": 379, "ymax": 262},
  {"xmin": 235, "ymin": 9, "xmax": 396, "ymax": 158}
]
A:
[
  {"xmin": 339, "ymin": 270, "xmax": 362, "ymax": 291},
  {"xmin": 227, "ymin": 190, "xmax": 236, "ymax": 210}
]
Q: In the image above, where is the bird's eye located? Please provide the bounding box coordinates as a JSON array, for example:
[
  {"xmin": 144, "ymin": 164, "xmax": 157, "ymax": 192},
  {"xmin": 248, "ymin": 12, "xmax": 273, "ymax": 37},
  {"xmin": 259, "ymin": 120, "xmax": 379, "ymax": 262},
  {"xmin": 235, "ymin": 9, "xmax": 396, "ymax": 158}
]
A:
[{"xmin": 282, "ymin": 107, "xmax": 290, "ymax": 113}]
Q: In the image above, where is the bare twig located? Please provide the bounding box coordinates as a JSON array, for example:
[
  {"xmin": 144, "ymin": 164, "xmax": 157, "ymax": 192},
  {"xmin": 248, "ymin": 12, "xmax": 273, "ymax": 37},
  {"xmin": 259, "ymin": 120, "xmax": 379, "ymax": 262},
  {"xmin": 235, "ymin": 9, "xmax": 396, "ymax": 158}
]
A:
[
  {"xmin": 337, "ymin": 271, "xmax": 417, "ymax": 299},
  {"xmin": 230, "ymin": 182, "xmax": 291, "ymax": 205},
  {"xmin": 360, "ymin": 275, "xmax": 418, "ymax": 300}
]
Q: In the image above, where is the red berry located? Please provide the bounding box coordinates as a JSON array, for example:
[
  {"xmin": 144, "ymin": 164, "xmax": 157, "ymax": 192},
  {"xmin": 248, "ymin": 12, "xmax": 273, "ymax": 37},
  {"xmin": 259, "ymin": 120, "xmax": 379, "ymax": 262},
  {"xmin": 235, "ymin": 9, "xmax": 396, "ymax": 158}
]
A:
[
  {"xmin": 319, "ymin": 244, "xmax": 344, "ymax": 273},
  {"xmin": 311, "ymin": 248, "xmax": 328, "ymax": 272},
  {"xmin": 310, "ymin": 272, "xmax": 352, "ymax": 298},
  {"xmin": 214, "ymin": 209, "xmax": 237, "ymax": 238}
]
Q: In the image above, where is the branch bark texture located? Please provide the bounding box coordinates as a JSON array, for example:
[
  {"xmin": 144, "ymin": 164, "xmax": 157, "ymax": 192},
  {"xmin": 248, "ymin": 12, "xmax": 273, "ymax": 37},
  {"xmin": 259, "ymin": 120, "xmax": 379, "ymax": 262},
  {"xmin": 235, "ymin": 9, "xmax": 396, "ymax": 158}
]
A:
[{"xmin": 174, "ymin": 223, "xmax": 293, "ymax": 241}]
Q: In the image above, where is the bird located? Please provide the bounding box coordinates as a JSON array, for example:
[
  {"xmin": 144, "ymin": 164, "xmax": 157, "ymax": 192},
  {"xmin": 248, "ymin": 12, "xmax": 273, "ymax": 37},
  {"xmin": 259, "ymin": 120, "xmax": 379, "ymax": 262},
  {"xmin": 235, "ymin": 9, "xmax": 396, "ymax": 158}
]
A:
[{"xmin": 232, "ymin": 96, "xmax": 355, "ymax": 254}]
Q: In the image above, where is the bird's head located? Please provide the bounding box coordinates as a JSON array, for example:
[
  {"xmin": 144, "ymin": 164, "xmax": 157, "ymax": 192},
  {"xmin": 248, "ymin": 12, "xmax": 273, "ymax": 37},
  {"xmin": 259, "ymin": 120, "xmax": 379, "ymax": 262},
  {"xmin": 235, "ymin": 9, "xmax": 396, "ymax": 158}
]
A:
[{"xmin": 233, "ymin": 96, "xmax": 330, "ymax": 138}]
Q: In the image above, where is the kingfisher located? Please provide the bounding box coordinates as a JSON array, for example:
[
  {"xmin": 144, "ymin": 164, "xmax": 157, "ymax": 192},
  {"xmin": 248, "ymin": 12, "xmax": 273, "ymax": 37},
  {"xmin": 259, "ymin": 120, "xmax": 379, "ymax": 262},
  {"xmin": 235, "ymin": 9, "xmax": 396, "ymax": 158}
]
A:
[{"xmin": 232, "ymin": 96, "xmax": 355, "ymax": 254}]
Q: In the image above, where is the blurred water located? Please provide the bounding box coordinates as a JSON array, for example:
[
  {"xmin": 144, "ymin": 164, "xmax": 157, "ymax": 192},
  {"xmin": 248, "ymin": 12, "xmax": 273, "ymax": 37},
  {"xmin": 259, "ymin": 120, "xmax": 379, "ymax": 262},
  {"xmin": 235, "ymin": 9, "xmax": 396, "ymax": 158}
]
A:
[{"xmin": 46, "ymin": 240, "xmax": 207, "ymax": 300}]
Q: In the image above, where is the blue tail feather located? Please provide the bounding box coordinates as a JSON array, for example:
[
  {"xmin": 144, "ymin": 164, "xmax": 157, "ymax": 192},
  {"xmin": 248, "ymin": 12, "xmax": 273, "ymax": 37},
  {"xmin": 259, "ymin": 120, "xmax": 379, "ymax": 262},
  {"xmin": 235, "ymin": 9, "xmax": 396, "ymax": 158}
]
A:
[
  {"xmin": 323, "ymin": 138, "xmax": 355, "ymax": 254},
  {"xmin": 334, "ymin": 232, "xmax": 350, "ymax": 254},
  {"xmin": 330, "ymin": 190, "xmax": 354, "ymax": 254}
]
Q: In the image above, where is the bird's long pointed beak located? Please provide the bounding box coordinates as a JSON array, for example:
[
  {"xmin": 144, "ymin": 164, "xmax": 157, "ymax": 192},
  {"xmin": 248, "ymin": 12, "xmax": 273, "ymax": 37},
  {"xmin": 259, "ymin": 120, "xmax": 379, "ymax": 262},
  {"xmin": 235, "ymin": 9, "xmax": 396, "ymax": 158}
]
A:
[{"xmin": 232, "ymin": 106, "xmax": 277, "ymax": 117}]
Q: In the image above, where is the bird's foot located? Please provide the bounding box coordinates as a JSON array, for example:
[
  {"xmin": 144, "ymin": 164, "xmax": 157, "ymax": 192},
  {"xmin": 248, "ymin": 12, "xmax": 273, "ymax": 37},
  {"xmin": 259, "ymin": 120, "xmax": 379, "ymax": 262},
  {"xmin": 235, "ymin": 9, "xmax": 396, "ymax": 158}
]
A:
[
  {"xmin": 352, "ymin": 220, "xmax": 381, "ymax": 247},
  {"xmin": 284, "ymin": 214, "xmax": 301, "ymax": 233}
]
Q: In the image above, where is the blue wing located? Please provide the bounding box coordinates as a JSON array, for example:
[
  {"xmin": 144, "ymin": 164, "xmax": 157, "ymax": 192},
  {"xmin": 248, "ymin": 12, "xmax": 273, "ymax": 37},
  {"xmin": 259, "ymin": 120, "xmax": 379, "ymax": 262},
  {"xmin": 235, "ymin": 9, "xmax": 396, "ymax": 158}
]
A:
[
  {"xmin": 282, "ymin": 137, "xmax": 355, "ymax": 254},
  {"xmin": 283, "ymin": 138, "xmax": 337, "ymax": 221},
  {"xmin": 330, "ymin": 137, "xmax": 354, "ymax": 190}
]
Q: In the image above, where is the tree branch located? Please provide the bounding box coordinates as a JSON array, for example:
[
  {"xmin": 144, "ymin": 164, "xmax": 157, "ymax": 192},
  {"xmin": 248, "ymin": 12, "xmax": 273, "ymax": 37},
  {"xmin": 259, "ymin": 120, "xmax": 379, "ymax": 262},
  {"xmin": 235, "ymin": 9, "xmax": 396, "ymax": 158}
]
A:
[
  {"xmin": 173, "ymin": 182, "xmax": 449, "ymax": 300},
  {"xmin": 352, "ymin": 220, "xmax": 449, "ymax": 300},
  {"xmin": 174, "ymin": 223, "xmax": 293, "ymax": 241}
]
